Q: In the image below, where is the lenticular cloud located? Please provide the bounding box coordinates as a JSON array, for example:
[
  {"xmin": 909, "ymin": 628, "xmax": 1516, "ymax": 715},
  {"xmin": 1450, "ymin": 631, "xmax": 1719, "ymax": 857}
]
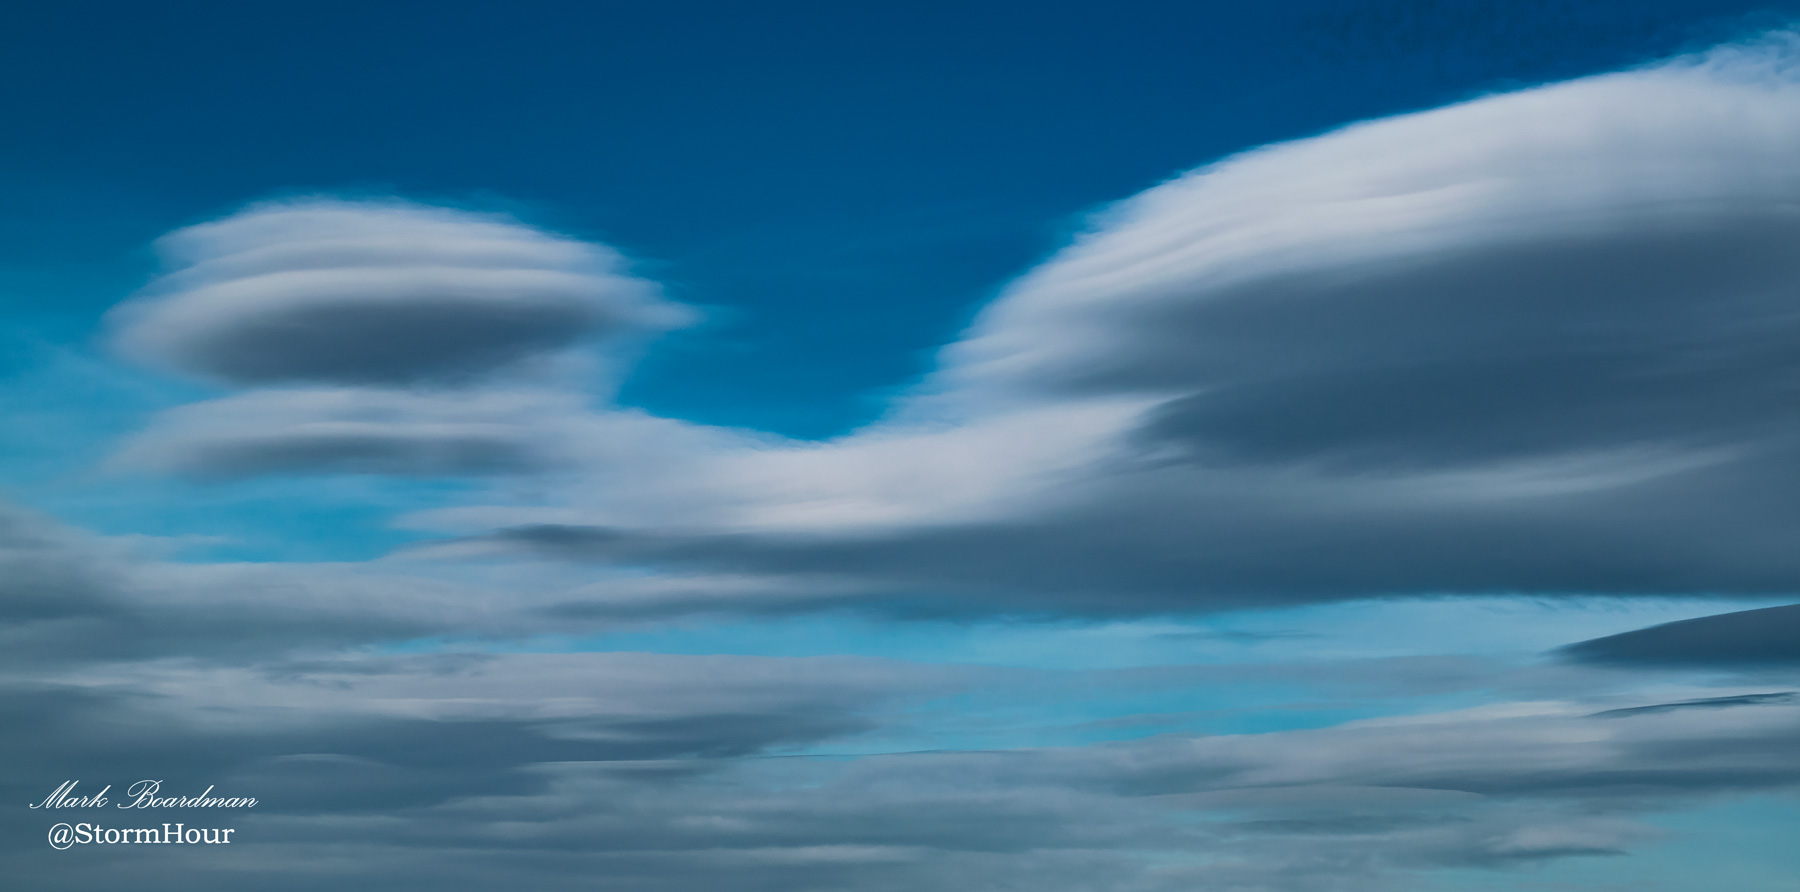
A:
[
  {"xmin": 108, "ymin": 200, "xmax": 689, "ymax": 386},
  {"xmin": 105, "ymin": 38, "xmax": 1800, "ymax": 610},
  {"xmin": 487, "ymin": 40, "xmax": 1800, "ymax": 609}
]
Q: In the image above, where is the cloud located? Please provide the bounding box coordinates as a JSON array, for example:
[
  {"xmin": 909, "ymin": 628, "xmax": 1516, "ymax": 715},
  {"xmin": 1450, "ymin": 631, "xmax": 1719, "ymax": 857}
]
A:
[
  {"xmin": 937, "ymin": 45, "xmax": 1800, "ymax": 408},
  {"xmin": 1561, "ymin": 603, "xmax": 1800, "ymax": 667},
  {"xmin": 28, "ymin": 25, "xmax": 1800, "ymax": 892},
  {"xmin": 1065, "ymin": 694, "xmax": 1800, "ymax": 799},
  {"xmin": 10, "ymin": 493, "xmax": 1800, "ymax": 892},
  {"xmin": 0, "ymin": 651, "xmax": 990, "ymax": 889},
  {"xmin": 1589, "ymin": 691, "xmax": 1797, "ymax": 716},
  {"xmin": 0, "ymin": 502, "xmax": 122, "ymax": 623},
  {"xmin": 406, "ymin": 38, "xmax": 1800, "ymax": 613},
  {"xmin": 107, "ymin": 37, "xmax": 1800, "ymax": 613},
  {"xmin": 0, "ymin": 498, "xmax": 579, "ymax": 667},
  {"xmin": 113, "ymin": 387, "xmax": 557, "ymax": 476},
  {"xmin": 111, "ymin": 387, "xmax": 595, "ymax": 476},
  {"xmin": 105, "ymin": 198, "xmax": 707, "ymax": 477},
  {"xmin": 7, "ymin": 626, "xmax": 1798, "ymax": 891},
  {"xmin": 108, "ymin": 199, "xmax": 690, "ymax": 387}
]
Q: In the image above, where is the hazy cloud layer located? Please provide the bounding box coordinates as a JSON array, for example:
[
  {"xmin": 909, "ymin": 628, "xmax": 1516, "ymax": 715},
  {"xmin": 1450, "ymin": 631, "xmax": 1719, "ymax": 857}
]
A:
[
  {"xmin": 8, "ymin": 495, "xmax": 1800, "ymax": 891},
  {"xmin": 6, "ymin": 637, "xmax": 1799, "ymax": 891}
]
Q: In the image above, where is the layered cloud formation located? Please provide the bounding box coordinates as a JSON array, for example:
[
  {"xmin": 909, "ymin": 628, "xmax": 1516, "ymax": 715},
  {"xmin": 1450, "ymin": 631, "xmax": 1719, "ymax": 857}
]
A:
[
  {"xmin": 107, "ymin": 43, "xmax": 1800, "ymax": 615},
  {"xmin": 454, "ymin": 44, "xmax": 1800, "ymax": 613},
  {"xmin": 15, "ymin": 28, "xmax": 1800, "ymax": 892},
  {"xmin": 4, "ymin": 498, "xmax": 1800, "ymax": 892},
  {"xmin": 108, "ymin": 201, "xmax": 693, "ymax": 476},
  {"xmin": 110, "ymin": 201, "xmax": 686, "ymax": 386}
]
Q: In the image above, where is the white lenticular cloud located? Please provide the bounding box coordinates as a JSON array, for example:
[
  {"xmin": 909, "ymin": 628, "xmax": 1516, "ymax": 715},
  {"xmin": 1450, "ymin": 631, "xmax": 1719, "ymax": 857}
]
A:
[
  {"xmin": 106, "ymin": 37, "xmax": 1800, "ymax": 609},
  {"xmin": 938, "ymin": 45, "xmax": 1800, "ymax": 401},
  {"xmin": 108, "ymin": 199, "xmax": 692, "ymax": 386},
  {"xmin": 472, "ymin": 39, "xmax": 1800, "ymax": 609}
]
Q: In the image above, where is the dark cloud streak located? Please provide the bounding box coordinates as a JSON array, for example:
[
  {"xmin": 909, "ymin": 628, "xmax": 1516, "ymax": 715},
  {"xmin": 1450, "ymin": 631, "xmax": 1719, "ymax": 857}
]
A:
[{"xmin": 1562, "ymin": 603, "xmax": 1800, "ymax": 667}]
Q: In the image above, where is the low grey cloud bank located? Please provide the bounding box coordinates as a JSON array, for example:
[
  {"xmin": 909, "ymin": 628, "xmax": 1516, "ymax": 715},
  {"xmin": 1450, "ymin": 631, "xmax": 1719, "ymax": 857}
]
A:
[
  {"xmin": 0, "ymin": 500, "xmax": 624, "ymax": 667},
  {"xmin": 8, "ymin": 634, "xmax": 1799, "ymax": 891},
  {"xmin": 7, "ymin": 495, "xmax": 1800, "ymax": 892}
]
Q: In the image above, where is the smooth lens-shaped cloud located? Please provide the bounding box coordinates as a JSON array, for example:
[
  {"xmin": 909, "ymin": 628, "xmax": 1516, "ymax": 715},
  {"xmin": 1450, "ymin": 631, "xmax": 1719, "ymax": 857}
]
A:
[{"xmin": 109, "ymin": 200, "xmax": 686, "ymax": 385}]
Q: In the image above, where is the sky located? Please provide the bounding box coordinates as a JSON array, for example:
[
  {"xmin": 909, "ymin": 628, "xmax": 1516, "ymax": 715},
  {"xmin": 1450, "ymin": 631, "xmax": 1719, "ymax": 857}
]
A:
[{"xmin": 6, "ymin": 2, "xmax": 1800, "ymax": 890}]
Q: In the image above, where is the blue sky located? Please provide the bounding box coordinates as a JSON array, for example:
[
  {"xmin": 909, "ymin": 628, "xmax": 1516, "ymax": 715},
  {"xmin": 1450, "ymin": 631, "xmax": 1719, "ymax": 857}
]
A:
[{"xmin": 6, "ymin": 3, "xmax": 1800, "ymax": 891}]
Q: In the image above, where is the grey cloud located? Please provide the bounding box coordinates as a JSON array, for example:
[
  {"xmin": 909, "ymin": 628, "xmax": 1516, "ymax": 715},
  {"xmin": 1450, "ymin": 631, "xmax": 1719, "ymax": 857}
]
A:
[
  {"xmin": 0, "ymin": 652, "xmax": 940, "ymax": 806},
  {"xmin": 940, "ymin": 47, "xmax": 1800, "ymax": 402},
  {"xmin": 0, "ymin": 504, "xmax": 122, "ymax": 622},
  {"xmin": 887, "ymin": 51, "xmax": 1800, "ymax": 606},
  {"xmin": 1590, "ymin": 691, "xmax": 1797, "ymax": 716},
  {"xmin": 8, "ymin": 665, "xmax": 1792, "ymax": 892},
  {"xmin": 0, "ymin": 668, "xmax": 981, "ymax": 891},
  {"xmin": 37, "ymin": 41, "xmax": 1800, "ymax": 890},
  {"xmin": 108, "ymin": 378, "xmax": 733, "ymax": 480},
  {"xmin": 1560, "ymin": 603, "xmax": 1800, "ymax": 667},
  {"xmin": 0, "ymin": 500, "xmax": 525, "ymax": 668},
  {"xmin": 106, "ymin": 44, "xmax": 1800, "ymax": 618},
  {"xmin": 111, "ymin": 388, "xmax": 559, "ymax": 477},
  {"xmin": 0, "ymin": 499, "xmax": 881, "ymax": 665},
  {"xmin": 7, "ymin": 494, "xmax": 1796, "ymax": 892},
  {"xmin": 101, "ymin": 198, "xmax": 699, "ymax": 477},
  {"xmin": 1074, "ymin": 696, "xmax": 1800, "ymax": 801},
  {"xmin": 1122, "ymin": 223, "xmax": 1800, "ymax": 472},
  {"xmin": 159, "ymin": 427, "xmax": 537, "ymax": 477},
  {"xmin": 478, "ymin": 458, "xmax": 1797, "ymax": 613},
  {"xmin": 426, "ymin": 47, "xmax": 1800, "ymax": 615},
  {"xmin": 109, "ymin": 200, "xmax": 690, "ymax": 387}
]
